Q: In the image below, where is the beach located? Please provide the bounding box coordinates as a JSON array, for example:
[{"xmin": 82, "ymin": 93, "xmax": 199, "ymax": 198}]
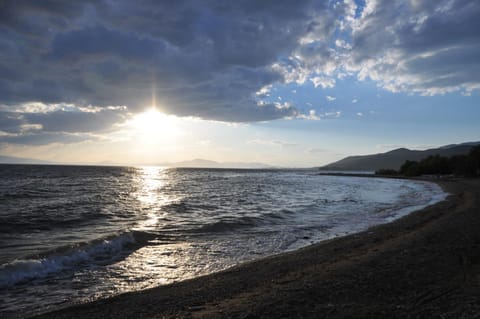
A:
[{"xmin": 34, "ymin": 177, "xmax": 480, "ymax": 318}]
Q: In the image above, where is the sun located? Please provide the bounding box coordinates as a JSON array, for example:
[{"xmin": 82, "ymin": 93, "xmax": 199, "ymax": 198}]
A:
[{"xmin": 129, "ymin": 108, "xmax": 181, "ymax": 142}]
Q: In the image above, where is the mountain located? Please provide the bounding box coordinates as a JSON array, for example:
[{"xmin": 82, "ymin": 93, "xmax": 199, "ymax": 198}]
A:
[
  {"xmin": 168, "ymin": 159, "xmax": 219, "ymax": 168},
  {"xmin": 0, "ymin": 155, "xmax": 54, "ymax": 165},
  {"xmin": 164, "ymin": 158, "xmax": 274, "ymax": 169},
  {"xmin": 0, "ymin": 156, "xmax": 272, "ymax": 169},
  {"xmin": 320, "ymin": 142, "xmax": 480, "ymax": 171}
]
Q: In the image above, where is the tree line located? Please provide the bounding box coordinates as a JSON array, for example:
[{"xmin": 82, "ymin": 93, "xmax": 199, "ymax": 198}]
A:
[{"xmin": 376, "ymin": 145, "xmax": 480, "ymax": 177}]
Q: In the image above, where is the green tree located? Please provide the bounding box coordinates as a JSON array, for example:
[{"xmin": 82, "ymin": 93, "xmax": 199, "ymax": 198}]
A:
[
  {"xmin": 469, "ymin": 145, "xmax": 480, "ymax": 170},
  {"xmin": 397, "ymin": 145, "xmax": 480, "ymax": 177},
  {"xmin": 375, "ymin": 169, "xmax": 398, "ymax": 176},
  {"xmin": 419, "ymin": 155, "xmax": 451, "ymax": 175},
  {"xmin": 450, "ymin": 155, "xmax": 477, "ymax": 177},
  {"xmin": 400, "ymin": 160, "xmax": 421, "ymax": 176}
]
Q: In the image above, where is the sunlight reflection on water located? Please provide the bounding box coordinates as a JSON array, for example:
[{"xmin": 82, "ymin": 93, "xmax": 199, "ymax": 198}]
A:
[
  {"xmin": 95, "ymin": 166, "xmax": 195, "ymax": 296},
  {"xmin": 101, "ymin": 167, "xmax": 254, "ymax": 294},
  {"xmin": 134, "ymin": 166, "xmax": 176, "ymax": 230}
]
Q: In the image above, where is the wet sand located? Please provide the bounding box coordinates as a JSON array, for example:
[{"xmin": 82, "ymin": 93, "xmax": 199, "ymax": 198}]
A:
[{"xmin": 34, "ymin": 178, "xmax": 480, "ymax": 318}]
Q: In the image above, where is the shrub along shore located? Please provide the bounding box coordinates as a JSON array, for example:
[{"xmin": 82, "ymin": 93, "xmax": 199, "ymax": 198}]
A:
[{"xmin": 376, "ymin": 145, "xmax": 480, "ymax": 177}]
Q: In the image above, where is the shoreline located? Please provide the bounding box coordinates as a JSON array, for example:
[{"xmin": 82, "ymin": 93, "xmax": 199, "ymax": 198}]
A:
[{"xmin": 34, "ymin": 177, "xmax": 480, "ymax": 318}]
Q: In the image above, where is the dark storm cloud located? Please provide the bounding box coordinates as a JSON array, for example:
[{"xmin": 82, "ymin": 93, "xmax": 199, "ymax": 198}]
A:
[
  {"xmin": 0, "ymin": 0, "xmax": 335, "ymax": 127},
  {"xmin": 49, "ymin": 26, "xmax": 163, "ymax": 62},
  {"xmin": 0, "ymin": 107, "xmax": 128, "ymax": 145},
  {"xmin": 347, "ymin": 0, "xmax": 480, "ymax": 94},
  {"xmin": 0, "ymin": 132, "xmax": 92, "ymax": 146},
  {"xmin": 22, "ymin": 108, "xmax": 128, "ymax": 133},
  {"xmin": 0, "ymin": 112, "xmax": 25, "ymax": 133}
]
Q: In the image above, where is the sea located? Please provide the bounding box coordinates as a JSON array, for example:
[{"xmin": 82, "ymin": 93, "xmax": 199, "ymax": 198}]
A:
[{"xmin": 0, "ymin": 165, "xmax": 447, "ymax": 317}]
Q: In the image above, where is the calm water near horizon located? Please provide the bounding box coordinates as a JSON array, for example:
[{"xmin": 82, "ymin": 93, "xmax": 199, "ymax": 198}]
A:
[{"xmin": 0, "ymin": 165, "xmax": 447, "ymax": 316}]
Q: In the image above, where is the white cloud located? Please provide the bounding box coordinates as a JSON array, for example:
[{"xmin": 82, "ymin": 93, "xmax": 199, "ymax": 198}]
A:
[
  {"xmin": 324, "ymin": 111, "xmax": 342, "ymax": 118},
  {"xmin": 297, "ymin": 110, "xmax": 341, "ymax": 120},
  {"xmin": 20, "ymin": 124, "xmax": 43, "ymax": 132},
  {"xmin": 326, "ymin": 95, "xmax": 336, "ymax": 101},
  {"xmin": 335, "ymin": 39, "xmax": 352, "ymax": 50},
  {"xmin": 345, "ymin": 0, "xmax": 480, "ymax": 95},
  {"xmin": 310, "ymin": 76, "xmax": 336, "ymax": 89},
  {"xmin": 255, "ymin": 85, "xmax": 272, "ymax": 97},
  {"xmin": 297, "ymin": 110, "xmax": 321, "ymax": 121}
]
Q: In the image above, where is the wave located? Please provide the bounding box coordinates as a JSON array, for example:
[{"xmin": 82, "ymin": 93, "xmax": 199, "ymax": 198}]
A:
[
  {"xmin": 189, "ymin": 210, "xmax": 294, "ymax": 234},
  {"xmin": 191, "ymin": 217, "xmax": 259, "ymax": 233},
  {"xmin": 0, "ymin": 189, "xmax": 59, "ymax": 200},
  {"xmin": 0, "ymin": 230, "xmax": 155, "ymax": 288}
]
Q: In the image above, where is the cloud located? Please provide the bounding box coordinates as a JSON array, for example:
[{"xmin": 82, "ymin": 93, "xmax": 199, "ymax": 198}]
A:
[
  {"xmin": 255, "ymin": 85, "xmax": 272, "ymax": 98},
  {"xmin": 335, "ymin": 39, "xmax": 352, "ymax": 50},
  {"xmin": 0, "ymin": 132, "xmax": 94, "ymax": 146},
  {"xmin": 297, "ymin": 110, "xmax": 321, "ymax": 121},
  {"xmin": 272, "ymin": 0, "xmax": 480, "ymax": 96},
  {"xmin": 326, "ymin": 95, "xmax": 336, "ymax": 101},
  {"xmin": 0, "ymin": 0, "xmax": 339, "ymax": 124},
  {"xmin": 296, "ymin": 109, "xmax": 341, "ymax": 120},
  {"xmin": 0, "ymin": 105, "xmax": 129, "ymax": 145},
  {"xmin": 0, "ymin": 111, "xmax": 24, "ymax": 133},
  {"xmin": 345, "ymin": 0, "xmax": 480, "ymax": 95},
  {"xmin": 324, "ymin": 111, "xmax": 342, "ymax": 118},
  {"xmin": 310, "ymin": 76, "xmax": 336, "ymax": 89},
  {"xmin": 23, "ymin": 108, "xmax": 129, "ymax": 133},
  {"xmin": 1, "ymin": 0, "xmax": 478, "ymax": 147}
]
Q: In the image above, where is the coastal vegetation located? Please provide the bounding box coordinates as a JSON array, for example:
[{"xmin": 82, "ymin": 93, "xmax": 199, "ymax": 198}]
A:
[{"xmin": 376, "ymin": 145, "xmax": 480, "ymax": 177}]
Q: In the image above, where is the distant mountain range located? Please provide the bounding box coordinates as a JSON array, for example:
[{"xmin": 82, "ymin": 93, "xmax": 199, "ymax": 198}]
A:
[
  {"xmin": 161, "ymin": 159, "xmax": 274, "ymax": 169},
  {"xmin": 0, "ymin": 155, "xmax": 54, "ymax": 165},
  {"xmin": 0, "ymin": 155, "xmax": 273, "ymax": 169},
  {"xmin": 320, "ymin": 142, "xmax": 480, "ymax": 171}
]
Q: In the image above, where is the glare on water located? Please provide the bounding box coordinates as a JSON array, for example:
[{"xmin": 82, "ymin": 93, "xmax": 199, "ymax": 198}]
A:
[{"xmin": 134, "ymin": 166, "xmax": 175, "ymax": 230}]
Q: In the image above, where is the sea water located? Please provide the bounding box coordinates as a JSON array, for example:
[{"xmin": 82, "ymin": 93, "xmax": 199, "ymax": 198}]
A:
[{"xmin": 0, "ymin": 165, "xmax": 447, "ymax": 316}]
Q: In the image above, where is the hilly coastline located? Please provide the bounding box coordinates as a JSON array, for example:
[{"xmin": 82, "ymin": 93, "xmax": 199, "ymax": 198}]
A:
[{"xmin": 320, "ymin": 142, "xmax": 480, "ymax": 171}]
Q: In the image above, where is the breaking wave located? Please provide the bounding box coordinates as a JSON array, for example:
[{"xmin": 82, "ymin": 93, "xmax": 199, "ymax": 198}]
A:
[{"xmin": 0, "ymin": 230, "xmax": 155, "ymax": 288}]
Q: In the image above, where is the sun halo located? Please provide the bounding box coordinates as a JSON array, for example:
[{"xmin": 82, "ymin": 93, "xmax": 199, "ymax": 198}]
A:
[{"xmin": 129, "ymin": 108, "xmax": 181, "ymax": 142}]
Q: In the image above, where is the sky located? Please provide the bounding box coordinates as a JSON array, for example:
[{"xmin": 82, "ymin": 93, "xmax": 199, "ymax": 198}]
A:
[{"xmin": 0, "ymin": 0, "xmax": 479, "ymax": 167}]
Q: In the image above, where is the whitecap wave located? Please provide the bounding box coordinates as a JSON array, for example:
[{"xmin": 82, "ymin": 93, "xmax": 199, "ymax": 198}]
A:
[{"xmin": 0, "ymin": 231, "xmax": 154, "ymax": 288}]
